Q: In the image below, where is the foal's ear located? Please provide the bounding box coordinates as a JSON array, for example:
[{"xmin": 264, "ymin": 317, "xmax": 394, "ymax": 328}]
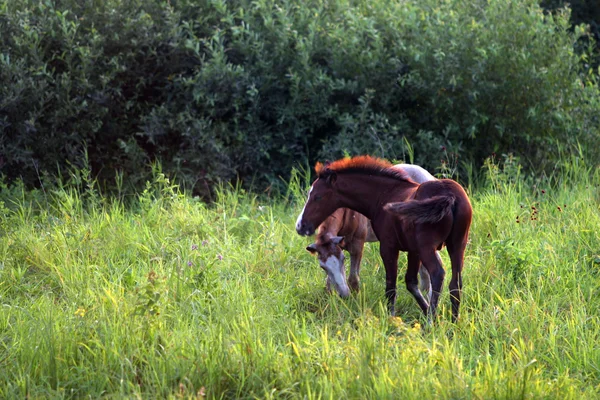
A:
[
  {"xmin": 306, "ymin": 243, "xmax": 318, "ymax": 254},
  {"xmin": 331, "ymin": 236, "xmax": 345, "ymax": 246}
]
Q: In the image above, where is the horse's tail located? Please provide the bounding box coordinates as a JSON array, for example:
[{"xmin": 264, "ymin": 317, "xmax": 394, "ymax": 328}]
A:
[{"xmin": 384, "ymin": 195, "xmax": 456, "ymax": 224}]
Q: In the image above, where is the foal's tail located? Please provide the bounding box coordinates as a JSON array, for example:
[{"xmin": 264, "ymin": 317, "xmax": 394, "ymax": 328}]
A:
[{"xmin": 384, "ymin": 195, "xmax": 456, "ymax": 224}]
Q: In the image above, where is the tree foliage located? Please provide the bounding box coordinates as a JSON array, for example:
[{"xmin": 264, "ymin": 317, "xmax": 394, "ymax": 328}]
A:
[{"xmin": 1, "ymin": 0, "xmax": 598, "ymax": 195}]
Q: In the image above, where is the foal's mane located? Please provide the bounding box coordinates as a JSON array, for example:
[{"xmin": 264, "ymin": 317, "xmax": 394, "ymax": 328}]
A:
[{"xmin": 315, "ymin": 155, "xmax": 414, "ymax": 183}]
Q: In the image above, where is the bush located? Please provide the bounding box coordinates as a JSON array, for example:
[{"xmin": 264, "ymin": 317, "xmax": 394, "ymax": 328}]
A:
[
  {"xmin": 0, "ymin": 0, "xmax": 598, "ymax": 196},
  {"xmin": 541, "ymin": 0, "xmax": 600, "ymax": 53},
  {"xmin": 391, "ymin": 0, "xmax": 600, "ymax": 170}
]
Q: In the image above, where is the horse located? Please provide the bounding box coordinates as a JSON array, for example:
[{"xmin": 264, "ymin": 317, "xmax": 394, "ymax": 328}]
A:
[
  {"xmin": 295, "ymin": 156, "xmax": 472, "ymax": 322},
  {"xmin": 305, "ymin": 164, "xmax": 438, "ymax": 302}
]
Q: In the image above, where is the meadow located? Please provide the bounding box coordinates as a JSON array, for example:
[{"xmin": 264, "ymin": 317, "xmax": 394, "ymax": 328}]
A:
[{"xmin": 0, "ymin": 156, "xmax": 599, "ymax": 399}]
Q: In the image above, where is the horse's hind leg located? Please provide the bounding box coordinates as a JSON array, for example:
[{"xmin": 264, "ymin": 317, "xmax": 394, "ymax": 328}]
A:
[
  {"xmin": 447, "ymin": 240, "xmax": 467, "ymax": 322},
  {"xmin": 417, "ymin": 260, "xmax": 434, "ymax": 303},
  {"xmin": 446, "ymin": 193, "xmax": 472, "ymax": 322},
  {"xmin": 418, "ymin": 252, "xmax": 442, "ymax": 303},
  {"xmin": 406, "ymin": 252, "xmax": 429, "ymax": 314},
  {"xmin": 347, "ymin": 239, "xmax": 366, "ymax": 292},
  {"xmin": 419, "ymin": 250, "xmax": 446, "ymax": 320}
]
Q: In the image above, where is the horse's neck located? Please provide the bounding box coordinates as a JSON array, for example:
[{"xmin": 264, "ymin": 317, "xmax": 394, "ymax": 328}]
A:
[{"xmin": 336, "ymin": 174, "xmax": 415, "ymax": 219}]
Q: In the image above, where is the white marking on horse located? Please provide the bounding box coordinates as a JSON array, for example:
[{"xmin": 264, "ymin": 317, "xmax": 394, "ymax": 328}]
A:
[
  {"xmin": 295, "ymin": 185, "xmax": 313, "ymax": 232},
  {"xmin": 321, "ymin": 255, "xmax": 349, "ymax": 297},
  {"xmin": 393, "ymin": 164, "xmax": 435, "ymax": 182}
]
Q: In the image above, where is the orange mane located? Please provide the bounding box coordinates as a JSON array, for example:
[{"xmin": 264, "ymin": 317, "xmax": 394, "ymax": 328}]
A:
[
  {"xmin": 314, "ymin": 155, "xmax": 412, "ymax": 183},
  {"xmin": 315, "ymin": 155, "xmax": 393, "ymax": 175}
]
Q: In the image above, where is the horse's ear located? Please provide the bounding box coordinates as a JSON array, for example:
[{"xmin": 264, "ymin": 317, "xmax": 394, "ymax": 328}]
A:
[
  {"xmin": 315, "ymin": 162, "xmax": 324, "ymax": 174},
  {"xmin": 315, "ymin": 160, "xmax": 332, "ymax": 175},
  {"xmin": 331, "ymin": 236, "xmax": 345, "ymax": 246},
  {"xmin": 306, "ymin": 243, "xmax": 318, "ymax": 254}
]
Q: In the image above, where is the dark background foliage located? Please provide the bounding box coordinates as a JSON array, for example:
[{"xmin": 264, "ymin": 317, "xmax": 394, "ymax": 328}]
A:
[
  {"xmin": 0, "ymin": 0, "xmax": 598, "ymax": 197},
  {"xmin": 542, "ymin": 0, "xmax": 600, "ymax": 65}
]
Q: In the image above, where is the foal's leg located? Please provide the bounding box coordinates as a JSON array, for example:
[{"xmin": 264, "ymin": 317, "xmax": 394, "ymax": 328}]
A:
[
  {"xmin": 379, "ymin": 245, "xmax": 400, "ymax": 316},
  {"xmin": 447, "ymin": 241, "xmax": 467, "ymax": 322},
  {"xmin": 419, "ymin": 250, "xmax": 446, "ymax": 320},
  {"xmin": 406, "ymin": 252, "xmax": 429, "ymax": 314},
  {"xmin": 347, "ymin": 239, "xmax": 366, "ymax": 292}
]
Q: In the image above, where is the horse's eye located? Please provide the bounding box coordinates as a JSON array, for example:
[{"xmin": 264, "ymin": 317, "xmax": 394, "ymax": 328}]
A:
[{"xmin": 314, "ymin": 195, "xmax": 323, "ymax": 201}]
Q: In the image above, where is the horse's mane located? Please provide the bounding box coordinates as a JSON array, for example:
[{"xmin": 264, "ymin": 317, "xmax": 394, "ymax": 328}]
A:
[{"xmin": 315, "ymin": 155, "xmax": 414, "ymax": 183}]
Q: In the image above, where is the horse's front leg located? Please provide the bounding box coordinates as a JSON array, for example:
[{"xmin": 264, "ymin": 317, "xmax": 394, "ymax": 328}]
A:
[
  {"xmin": 379, "ymin": 244, "xmax": 400, "ymax": 316},
  {"xmin": 347, "ymin": 239, "xmax": 366, "ymax": 292}
]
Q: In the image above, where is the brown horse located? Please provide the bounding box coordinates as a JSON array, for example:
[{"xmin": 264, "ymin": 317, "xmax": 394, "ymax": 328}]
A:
[
  {"xmin": 296, "ymin": 156, "xmax": 472, "ymax": 321},
  {"xmin": 305, "ymin": 164, "xmax": 437, "ymax": 301}
]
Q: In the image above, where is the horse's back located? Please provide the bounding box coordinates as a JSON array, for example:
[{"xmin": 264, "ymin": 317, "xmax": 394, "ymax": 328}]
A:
[
  {"xmin": 318, "ymin": 208, "xmax": 372, "ymax": 242},
  {"xmin": 339, "ymin": 209, "xmax": 370, "ymax": 240},
  {"xmin": 317, "ymin": 208, "xmax": 346, "ymax": 238}
]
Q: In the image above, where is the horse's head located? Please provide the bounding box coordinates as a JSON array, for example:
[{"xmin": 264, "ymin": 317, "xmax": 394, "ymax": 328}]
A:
[
  {"xmin": 306, "ymin": 235, "xmax": 349, "ymax": 298},
  {"xmin": 295, "ymin": 163, "xmax": 340, "ymax": 236}
]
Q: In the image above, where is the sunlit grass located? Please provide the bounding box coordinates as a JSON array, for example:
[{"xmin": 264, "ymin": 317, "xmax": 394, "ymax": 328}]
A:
[{"xmin": 0, "ymin": 159, "xmax": 599, "ymax": 398}]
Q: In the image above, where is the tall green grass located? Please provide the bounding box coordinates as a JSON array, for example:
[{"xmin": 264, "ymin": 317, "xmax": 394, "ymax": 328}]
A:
[{"xmin": 0, "ymin": 157, "xmax": 599, "ymax": 399}]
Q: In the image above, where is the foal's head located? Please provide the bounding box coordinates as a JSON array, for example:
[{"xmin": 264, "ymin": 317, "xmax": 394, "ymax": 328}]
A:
[
  {"xmin": 295, "ymin": 155, "xmax": 400, "ymax": 236},
  {"xmin": 306, "ymin": 235, "xmax": 349, "ymax": 298},
  {"xmin": 295, "ymin": 164, "xmax": 340, "ymax": 236}
]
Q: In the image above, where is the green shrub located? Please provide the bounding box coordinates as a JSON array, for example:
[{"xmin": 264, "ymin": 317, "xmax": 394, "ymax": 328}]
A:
[
  {"xmin": 0, "ymin": 0, "xmax": 598, "ymax": 195},
  {"xmin": 0, "ymin": 0, "xmax": 182, "ymax": 189}
]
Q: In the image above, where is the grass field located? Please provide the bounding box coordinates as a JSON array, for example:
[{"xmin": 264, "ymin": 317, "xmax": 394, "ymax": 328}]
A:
[{"xmin": 0, "ymin": 157, "xmax": 599, "ymax": 399}]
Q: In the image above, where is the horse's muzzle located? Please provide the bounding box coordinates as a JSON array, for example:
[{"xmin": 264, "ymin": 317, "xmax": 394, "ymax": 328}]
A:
[{"xmin": 296, "ymin": 221, "xmax": 315, "ymax": 236}]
